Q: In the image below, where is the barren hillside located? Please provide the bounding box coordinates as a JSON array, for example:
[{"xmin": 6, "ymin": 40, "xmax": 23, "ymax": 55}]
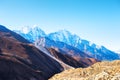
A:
[{"xmin": 49, "ymin": 60, "xmax": 120, "ymax": 80}]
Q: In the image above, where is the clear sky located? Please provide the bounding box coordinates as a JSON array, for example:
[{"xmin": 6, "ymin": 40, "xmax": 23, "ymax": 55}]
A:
[{"xmin": 0, "ymin": 0, "xmax": 120, "ymax": 51}]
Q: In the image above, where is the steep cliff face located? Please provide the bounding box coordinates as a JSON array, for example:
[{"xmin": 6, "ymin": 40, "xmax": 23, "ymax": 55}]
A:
[{"xmin": 49, "ymin": 60, "xmax": 120, "ymax": 80}]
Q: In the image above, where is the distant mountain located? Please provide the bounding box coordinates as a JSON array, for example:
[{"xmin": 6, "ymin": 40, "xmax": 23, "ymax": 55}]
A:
[
  {"xmin": 35, "ymin": 37, "xmax": 90, "ymax": 58},
  {"xmin": 35, "ymin": 37, "xmax": 98, "ymax": 68},
  {"xmin": 14, "ymin": 26, "xmax": 120, "ymax": 61},
  {"xmin": 48, "ymin": 30, "xmax": 80, "ymax": 46},
  {"xmin": 48, "ymin": 30, "xmax": 120, "ymax": 61},
  {"xmin": 14, "ymin": 26, "xmax": 46, "ymax": 42}
]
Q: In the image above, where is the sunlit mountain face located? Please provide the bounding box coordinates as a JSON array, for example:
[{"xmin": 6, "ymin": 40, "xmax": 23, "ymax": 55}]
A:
[{"xmin": 14, "ymin": 26, "xmax": 120, "ymax": 61}]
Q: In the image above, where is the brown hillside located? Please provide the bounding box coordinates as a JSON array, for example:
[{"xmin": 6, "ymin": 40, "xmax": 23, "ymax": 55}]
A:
[
  {"xmin": 0, "ymin": 56, "xmax": 44, "ymax": 80},
  {"xmin": 49, "ymin": 60, "xmax": 120, "ymax": 80},
  {"xmin": 0, "ymin": 36, "xmax": 64, "ymax": 80}
]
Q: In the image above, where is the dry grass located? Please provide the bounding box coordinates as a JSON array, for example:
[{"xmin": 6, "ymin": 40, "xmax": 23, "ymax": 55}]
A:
[{"xmin": 49, "ymin": 60, "xmax": 120, "ymax": 80}]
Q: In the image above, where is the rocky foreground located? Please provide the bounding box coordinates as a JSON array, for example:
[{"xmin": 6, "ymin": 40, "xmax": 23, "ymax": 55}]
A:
[{"xmin": 49, "ymin": 60, "xmax": 120, "ymax": 80}]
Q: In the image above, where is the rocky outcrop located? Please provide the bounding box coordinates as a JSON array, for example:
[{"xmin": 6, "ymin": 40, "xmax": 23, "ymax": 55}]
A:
[{"xmin": 49, "ymin": 60, "xmax": 120, "ymax": 80}]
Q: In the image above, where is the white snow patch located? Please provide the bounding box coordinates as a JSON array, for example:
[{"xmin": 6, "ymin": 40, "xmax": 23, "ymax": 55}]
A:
[
  {"xmin": 96, "ymin": 45, "xmax": 102, "ymax": 49},
  {"xmin": 89, "ymin": 41, "xmax": 94, "ymax": 46},
  {"xmin": 21, "ymin": 26, "xmax": 31, "ymax": 34}
]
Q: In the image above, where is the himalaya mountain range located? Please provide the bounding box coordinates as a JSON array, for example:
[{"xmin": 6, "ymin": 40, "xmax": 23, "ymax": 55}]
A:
[
  {"xmin": 0, "ymin": 25, "xmax": 120, "ymax": 80},
  {"xmin": 14, "ymin": 26, "xmax": 120, "ymax": 61}
]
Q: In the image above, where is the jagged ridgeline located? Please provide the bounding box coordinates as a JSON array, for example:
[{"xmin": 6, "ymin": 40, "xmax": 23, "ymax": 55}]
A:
[{"xmin": 14, "ymin": 26, "xmax": 120, "ymax": 61}]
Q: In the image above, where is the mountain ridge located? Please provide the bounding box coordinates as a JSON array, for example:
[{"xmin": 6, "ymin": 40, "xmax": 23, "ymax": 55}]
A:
[{"xmin": 14, "ymin": 26, "xmax": 120, "ymax": 61}]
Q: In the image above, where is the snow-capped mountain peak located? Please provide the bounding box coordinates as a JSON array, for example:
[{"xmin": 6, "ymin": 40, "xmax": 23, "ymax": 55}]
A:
[
  {"xmin": 14, "ymin": 25, "xmax": 46, "ymax": 42},
  {"xmin": 21, "ymin": 26, "xmax": 31, "ymax": 34},
  {"xmin": 57, "ymin": 29, "xmax": 71, "ymax": 35},
  {"xmin": 32, "ymin": 24, "xmax": 39, "ymax": 29},
  {"xmin": 18, "ymin": 25, "xmax": 43, "ymax": 34},
  {"xmin": 14, "ymin": 27, "xmax": 120, "ymax": 61},
  {"xmin": 48, "ymin": 29, "xmax": 81, "ymax": 45}
]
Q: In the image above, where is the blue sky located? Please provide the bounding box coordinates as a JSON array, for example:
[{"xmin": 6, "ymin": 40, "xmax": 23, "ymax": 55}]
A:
[{"xmin": 0, "ymin": 0, "xmax": 120, "ymax": 51}]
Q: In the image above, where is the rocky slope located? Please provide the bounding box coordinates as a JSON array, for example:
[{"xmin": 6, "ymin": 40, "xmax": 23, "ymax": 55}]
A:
[{"xmin": 49, "ymin": 60, "xmax": 120, "ymax": 80}]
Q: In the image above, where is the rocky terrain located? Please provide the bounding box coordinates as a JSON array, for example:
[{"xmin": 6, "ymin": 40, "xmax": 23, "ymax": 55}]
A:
[{"xmin": 49, "ymin": 60, "xmax": 120, "ymax": 80}]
